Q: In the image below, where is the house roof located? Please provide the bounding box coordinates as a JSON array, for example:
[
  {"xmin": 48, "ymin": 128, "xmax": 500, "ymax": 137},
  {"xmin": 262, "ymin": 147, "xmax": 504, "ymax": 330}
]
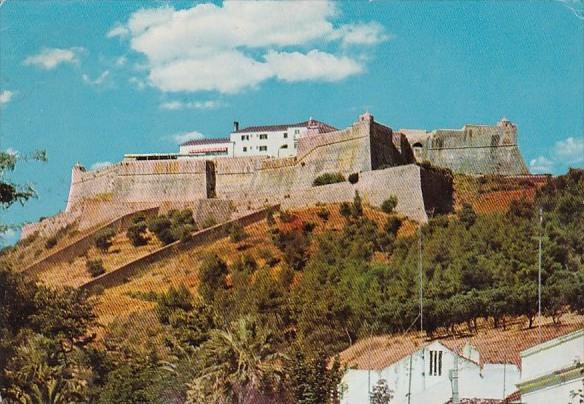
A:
[
  {"xmin": 338, "ymin": 314, "xmax": 584, "ymax": 370},
  {"xmin": 181, "ymin": 138, "xmax": 232, "ymax": 147},
  {"xmin": 234, "ymin": 119, "xmax": 337, "ymax": 134}
]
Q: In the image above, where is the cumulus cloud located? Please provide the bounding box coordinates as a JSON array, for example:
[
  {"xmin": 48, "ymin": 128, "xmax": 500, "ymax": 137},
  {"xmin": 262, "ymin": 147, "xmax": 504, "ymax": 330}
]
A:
[
  {"xmin": 24, "ymin": 47, "xmax": 84, "ymax": 70},
  {"xmin": 82, "ymin": 70, "xmax": 110, "ymax": 86},
  {"xmin": 265, "ymin": 50, "xmax": 363, "ymax": 82},
  {"xmin": 170, "ymin": 131, "xmax": 205, "ymax": 145},
  {"xmin": 90, "ymin": 161, "xmax": 113, "ymax": 170},
  {"xmin": 108, "ymin": 1, "xmax": 389, "ymax": 93},
  {"xmin": 160, "ymin": 100, "xmax": 222, "ymax": 110},
  {"xmin": 529, "ymin": 136, "xmax": 584, "ymax": 174},
  {"xmin": 529, "ymin": 156, "xmax": 554, "ymax": 174},
  {"xmin": 0, "ymin": 90, "xmax": 14, "ymax": 105},
  {"xmin": 553, "ymin": 136, "xmax": 584, "ymax": 164}
]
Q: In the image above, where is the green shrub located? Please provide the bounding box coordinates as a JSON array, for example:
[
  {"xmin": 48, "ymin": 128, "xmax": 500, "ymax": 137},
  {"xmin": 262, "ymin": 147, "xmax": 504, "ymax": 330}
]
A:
[
  {"xmin": 316, "ymin": 208, "xmax": 330, "ymax": 221},
  {"xmin": 232, "ymin": 253, "xmax": 258, "ymax": 273},
  {"xmin": 384, "ymin": 216, "xmax": 403, "ymax": 236},
  {"xmin": 348, "ymin": 172, "xmax": 359, "ymax": 184},
  {"xmin": 94, "ymin": 228, "xmax": 115, "ymax": 252},
  {"xmin": 126, "ymin": 221, "xmax": 149, "ymax": 247},
  {"xmin": 227, "ymin": 222, "xmax": 247, "ymax": 243},
  {"xmin": 339, "ymin": 202, "xmax": 352, "ymax": 218},
  {"xmin": 279, "ymin": 210, "xmax": 294, "ymax": 223},
  {"xmin": 45, "ymin": 236, "xmax": 58, "ymax": 249},
  {"xmin": 352, "ymin": 191, "xmax": 363, "ymax": 217},
  {"xmin": 381, "ymin": 196, "xmax": 398, "ymax": 214},
  {"xmin": 156, "ymin": 285, "xmax": 193, "ymax": 324},
  {"xmin": 303, "ymin": 221, "xmax": 316, "ymax": 234},
  {"xmin": 86, "ymin": 259, "xmax": 105, "ymax": 277},
  {"xmin": 147, "ymin": 209, "xmax": 196, "ymax": 245},
  {"xmin": 312, "ymin": 172, "xmax": 346, "ymax": 187}
]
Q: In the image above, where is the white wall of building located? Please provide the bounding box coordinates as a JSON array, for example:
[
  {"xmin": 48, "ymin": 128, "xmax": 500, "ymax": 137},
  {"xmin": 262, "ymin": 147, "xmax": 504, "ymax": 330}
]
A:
[
  {"xmin": 230, "ymin": 126, "xmax": 307, "ymax": 158},
  {"xmin": 519, "ymin": 329, "xmax": 584, "ymax": 404},
  {"xmin": 341, "ymin": 341, "xmax": 519, "ymax": 404}
]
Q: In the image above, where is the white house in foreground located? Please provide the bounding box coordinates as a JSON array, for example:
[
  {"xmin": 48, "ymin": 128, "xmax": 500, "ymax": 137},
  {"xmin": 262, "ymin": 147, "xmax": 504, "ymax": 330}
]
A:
[
  {"xmin": 517, "ymin": 328, "xmax": 584, "ymax": 404},
  {"xmin": 341, "ymin": 340, "xmax": 519, "ymax": 404}
]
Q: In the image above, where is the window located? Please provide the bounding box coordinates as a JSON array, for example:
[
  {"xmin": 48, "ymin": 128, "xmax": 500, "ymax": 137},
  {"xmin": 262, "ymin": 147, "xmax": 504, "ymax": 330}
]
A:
[
  {"xmin": 281, "ymin": 144, "xmax": 288, "ymax": 149},
  {"xmin": 241, "ymin": 135, "xmax": 250, "ymax": 141},
  {"xmin": 429, "ymin": 350, "xmax": 442, "ymax": 376},
  {"xmin": 259, "ymin": 134, "xmax": 268, "ymax": 140},
  {"xmin": 283, "ymin": 132, "xmax": 288, "ymax": 138},
  {"xmin": 294, "ymin": 142, "xmax": 298, "ymax": 149},
  {"xmin": 243, "ymin": 147, "xmax": 247, "ymax": 152},
  {"xmin": 259, "ymin": 146, "xmax": 267, "ymax": 152},
  {"xmin": 294, "ymin": 129, "xmax": 300, "ymax": 135}
]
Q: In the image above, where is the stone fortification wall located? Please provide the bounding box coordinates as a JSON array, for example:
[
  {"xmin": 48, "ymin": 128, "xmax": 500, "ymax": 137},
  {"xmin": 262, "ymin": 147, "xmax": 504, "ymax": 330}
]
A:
[
  {"xmin": 407, "ymin": 122, "xmax": 528, "ymax": 175},
  {"xmin": 158, "ymin": 199, "xmax": 235, "ymax": 224},
  {"xmin": 112, "ymin": 159, "xmax": 208, "ymax": 203},
  {"xmin": 65, "ymin": 164, "xmax": 120, "ymax": 212},
  {"xmin": 282, "ymin": 164, "xmax": 429, "ymax": 222},
  {"xmin": 21, "ymin": 210, "xmax": 81, "ymax": 240}
]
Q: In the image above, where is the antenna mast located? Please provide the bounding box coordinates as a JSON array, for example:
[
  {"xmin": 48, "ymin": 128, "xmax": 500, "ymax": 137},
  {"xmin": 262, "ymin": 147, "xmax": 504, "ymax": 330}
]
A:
[{"xmin": 538, "ymin": 207, "xmax": 543, "ymax": 344}]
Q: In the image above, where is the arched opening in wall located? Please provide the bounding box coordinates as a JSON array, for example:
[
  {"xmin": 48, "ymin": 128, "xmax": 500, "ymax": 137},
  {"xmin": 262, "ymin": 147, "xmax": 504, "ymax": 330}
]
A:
[{"xmin": 412, "ymin": 142, "xmax": 423, "ymax": 160}]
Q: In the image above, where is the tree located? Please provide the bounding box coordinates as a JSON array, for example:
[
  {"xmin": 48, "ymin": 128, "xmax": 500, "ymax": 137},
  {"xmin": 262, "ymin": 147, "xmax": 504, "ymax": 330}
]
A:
[
  {"xmin": 86, "ymin": 259, "xmax": 105, "ymax": 277},
  {"xmin": 458, "ymin": 203, "xmax": 477, "ymax": 229},
  {"xmin": 381, "ymin": 196, "xmax": 398, "ymax": 214},
  {"xmin": 126, "ymin": 217, "xmax": 149, "ymax": 246},
  {"xmin": 348, "ymin": 173, "xmax": 359, "ymax": 184},
  {"xmin": 287, "ymin": 348, "xmax": 345, "ymax": 404},
  {"xmin": 339, "ymin": 202, "xmax": 352, "ymax": 219},
  {"xmin": 352, "ymin": 191, "xmax": 363, "ymax": 218},
  {"xmin": 198, "ymin": 254, "xmax": 229, "ymax": 302},
  {"xmin": 370, "ymin": 379, "xmax": 394, "ymax": 404},
  {"xmin": 0, "ymin": 149, "xmax": 47, "ymax": 239},
  {"xmin": 156, "ymin": 284, "xmax": 194, "ymax": 324},
  {"xmin": 186, "ymin": 317, "xmax": 287, "ymax": 404},
  {"xmin": 312, "ymin": 172, "xmax": 345, "ymax": 187},
  {"xmin": 94, "ymin": 228, "xmax": 115, "ymax": 252}
]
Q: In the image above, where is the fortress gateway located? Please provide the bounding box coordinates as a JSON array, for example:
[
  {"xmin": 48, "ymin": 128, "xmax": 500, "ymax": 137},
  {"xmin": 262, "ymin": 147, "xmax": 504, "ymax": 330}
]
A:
[{"xmin": 23, "ymin": 113, "xmax": 529, "ymax": 239}]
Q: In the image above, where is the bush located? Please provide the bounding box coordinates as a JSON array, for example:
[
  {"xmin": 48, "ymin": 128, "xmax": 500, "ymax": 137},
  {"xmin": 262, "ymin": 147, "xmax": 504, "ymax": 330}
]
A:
[
  {"xmin": 339, "ymin": 202, "xmax": 352, "ymax": 218},
  {"xmin": 348, "ymin": 172, "xmax": 359, "ymax": 184},
  {"xmin": 94, "ymin": 228, "xmax": 115, "ymax": 252},
  {"xmin": 384, "ymin": 216, "xmax": 403, "ymax": 236},
  {"xmin": 312, "ymin": 172, "xmax": 345, "ymax": 187},
  {"xmin": 316, "ymin": 208, "xmax": 330, "ymax": 221},
  {"xmin": 45, "ymin": 236, "xmax": 58, "ymax": 249},
  {"xmin": 227, "ymin": 222, "xmax": 247, "ymax": 243},
  {"xmin": 352, "ymin": 191, "xmax": 363, "ymax": 217},
  {"xmin": 381, "ymin": 196, "xmax": 398, "ymax": 214},
  {"xmin": 266, "ymin": 209, "xmax": 276, "ymax": 226},
  {"xmin": 302, "ymin": 221, "xmax": 316, "ymax": 234},
  {"xmin": 279, "ymin": 210, "xmax": 294, "ymax": 223},
  {"xmin": 86, "ymin": 259, "xmax": 105, "ymax": 277},
  {"xmin": 126, "ymin": 221, "xmax": 149, "ymax": 247},
  {"xmin": 148, "ymin": 209, "xmax": 196, "ymax": 245},
  {"xmin": 458, "ymin": 203, "xmax": 477, "ymax": 229},
  {"xmin": 156, "ymin": 285, "xmax": 193, "ymax": 324}
]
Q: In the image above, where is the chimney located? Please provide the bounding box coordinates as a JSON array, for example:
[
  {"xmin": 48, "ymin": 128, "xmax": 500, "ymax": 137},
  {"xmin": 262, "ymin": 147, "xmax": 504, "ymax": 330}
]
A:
[{"xmin": 233, "ymin": 121, "xmax": 239, "ymax": 132}]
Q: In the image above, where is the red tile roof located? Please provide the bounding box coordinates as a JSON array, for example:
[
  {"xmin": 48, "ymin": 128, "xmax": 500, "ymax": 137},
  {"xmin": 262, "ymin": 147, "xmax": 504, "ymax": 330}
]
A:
[
  {"xmin": 181, "ymin": 138, "xmax": 232, "ymax": 146},
  {"xmin": 234, "ymin": 119, "xmax": 337, "ymax": 134}
]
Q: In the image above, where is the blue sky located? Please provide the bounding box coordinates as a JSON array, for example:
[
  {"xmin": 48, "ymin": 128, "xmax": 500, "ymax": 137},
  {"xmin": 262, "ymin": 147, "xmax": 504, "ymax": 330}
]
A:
[{"xmin": 1, "ymin": 0, "xmax": 583, "ymax": 244}]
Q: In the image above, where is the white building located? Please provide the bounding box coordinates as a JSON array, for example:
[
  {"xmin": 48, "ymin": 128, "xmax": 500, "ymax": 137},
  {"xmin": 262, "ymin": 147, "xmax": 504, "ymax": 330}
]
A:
[
  {"xmin": 229, "ymin": 118, "xmax": 336, "ymax": 158},
  {"xmin": 517, "ymin": 328, "xmax": 584, "ymax": 404},
  {"xmin": 341, "ymin": 340, "xmax": 520, "ymax": 404}
]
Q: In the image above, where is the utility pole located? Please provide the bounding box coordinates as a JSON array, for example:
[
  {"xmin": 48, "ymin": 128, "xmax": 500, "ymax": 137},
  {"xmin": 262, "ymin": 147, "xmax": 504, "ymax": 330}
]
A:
[
  {"xmin": 538, "ymin": 207, "xmax": 543, "ymax": 344},
  {"xmin": 407, "ymin": 354, "xmax": 413, "ymax": 404},
  {"xmin": 449, "ymin": 354, "xmax": 459, "ymax": 404},
  {"xmin": 419, "ymin": 226, "xmax": 423, "ymax": 336}
]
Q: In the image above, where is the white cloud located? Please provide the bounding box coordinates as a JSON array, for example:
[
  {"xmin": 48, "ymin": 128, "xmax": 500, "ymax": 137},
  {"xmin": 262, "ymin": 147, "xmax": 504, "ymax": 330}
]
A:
[
  {"xmin": 90, "ymin": 161, "xmax": 113, "ymax": 170},
  {"xmin": 107, "ymin": 24, "xmax": 130, "ymax": 38},
  {"xmin": 336, "ymin": 22, "xmax": 390, "ymax": 46},
  {"xmin": 265, "ymin": 50, "xmax": 363, "ymax": 82},
  {"xmin": 108, "ymin": 1, "xmax": 389, "ymax": 93},
  {"xmin": 0, "ymin": 90, "xmax": 14, "ymax": 105},
  {"xmin": 529, "ymin": 136, "xmax": 584, "ymax": 174},
  {"xmin": 129, "ymin": 76, "xmax": 147, "ymax": 90},
  {"xmin": 82, "ymin": 70, "xmax": 110, "ymax": 86},
  {"xmin": 160, "ymin": 100, "xmax": 222, "ymax": 110},
  {"xmin": 24, "ymin": 47, "xmax": 84, "ymax": 70},
  {"xmin": 553, "ymin": 136, "xmax": 584, "ymax": 164},
  {"xmin": 529, "ymin": 156, "xmax": 554, "ymax": 174},
  {"xmin": 170, "ymin": 131, "xmax": 205, "ymax": 145}
]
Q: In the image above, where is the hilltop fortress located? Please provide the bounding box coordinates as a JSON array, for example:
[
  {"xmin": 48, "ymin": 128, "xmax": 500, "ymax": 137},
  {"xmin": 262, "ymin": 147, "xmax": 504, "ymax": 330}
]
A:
[{"xmin": 22, "ymin": 113, "xmax": 529, "ymax": 239}]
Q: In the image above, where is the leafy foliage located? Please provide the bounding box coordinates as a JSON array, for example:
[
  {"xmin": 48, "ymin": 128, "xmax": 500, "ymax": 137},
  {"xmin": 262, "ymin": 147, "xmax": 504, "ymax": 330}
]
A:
[
  {"xmin": 312, "ymin": 172, "xmax": 346, "ymax": 187},
  {"xmin": 126, "ymin": 215, "xmax": 149, "ymax": 246},
  {"xmin": 147, "ymin": 209, "xmax": 196, "ymax": 245},
  {"xmin": 94, "ymin": 228, "xmax": 115, "ymax": 252},
  {"xmin": 381, "ymin": 196, "xmax": 398, "ymax": 214},
  {"xmin": 86, "ymin": 259, "xmax": 105, "ymax": 277}
]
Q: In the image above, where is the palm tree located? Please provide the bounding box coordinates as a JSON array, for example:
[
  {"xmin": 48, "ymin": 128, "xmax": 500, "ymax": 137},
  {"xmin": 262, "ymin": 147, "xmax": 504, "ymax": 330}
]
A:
[{"xmin": 186, "ymin": 316, "xmax": 287, "ymax": 404}]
